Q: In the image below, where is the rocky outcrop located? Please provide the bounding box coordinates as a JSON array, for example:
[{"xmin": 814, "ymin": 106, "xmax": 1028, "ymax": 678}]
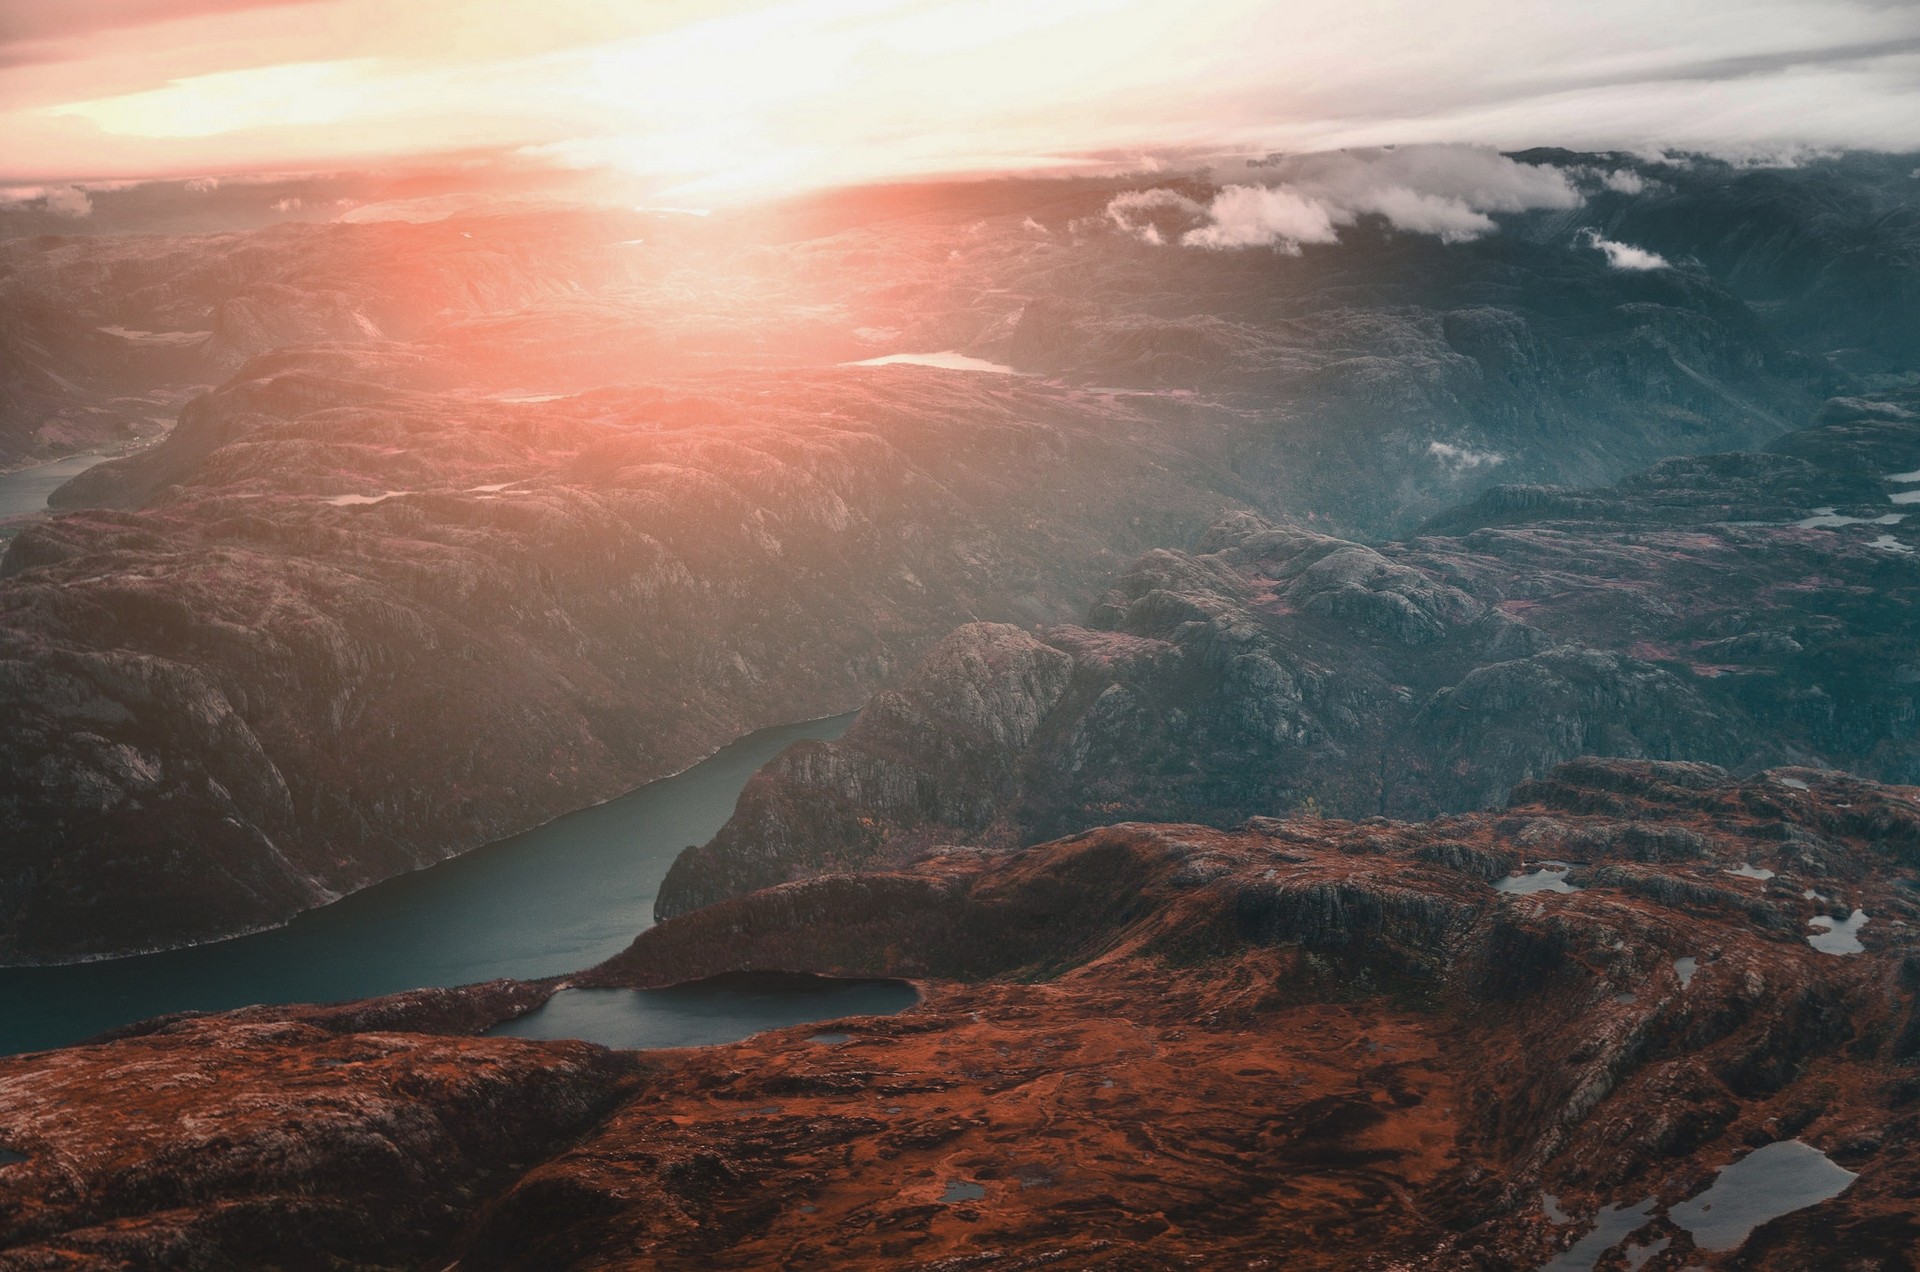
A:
[
  {"xmin": 658, "ymin": 408, "xmax": 1920, "ymax": 917},
  {"xmin": 656, "ymin": 623, "xmax": 1073, "ymax": 918},
  {"xmin": 0, "ymin": 351, "xmax": 1253, "ymax": 961},
  {"xmin": 5, "ymin": 761, "xmax": 1918, "ymax": 1268},
  {"xmin": 5, "ymin": 161, "xmax": 1917, "ymax": 959}
]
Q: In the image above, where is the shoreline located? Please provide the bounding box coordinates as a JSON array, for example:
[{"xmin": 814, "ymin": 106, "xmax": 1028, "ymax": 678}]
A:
[{"xmin": 0, "ymin": 709, "xmax": 858, "ymax": 973}]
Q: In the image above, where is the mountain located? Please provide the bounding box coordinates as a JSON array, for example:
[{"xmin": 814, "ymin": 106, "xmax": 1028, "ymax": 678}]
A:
[
  {"xmin": 0, "ymin": 352, "xmax": 1245, "ymax": 963},
  {"xmin": 658, "ymin": 395, "xmax": 1920, "ymax": 917},
  {"xmin": 2, "ymin": 157, "xmax": 1917, "ymax": 960}
]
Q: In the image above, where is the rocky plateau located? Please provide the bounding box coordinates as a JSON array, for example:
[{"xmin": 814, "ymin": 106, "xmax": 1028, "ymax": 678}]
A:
[{"xmin": 1, "ymin": 759, "xmax": 1916, "ymax": 1268}]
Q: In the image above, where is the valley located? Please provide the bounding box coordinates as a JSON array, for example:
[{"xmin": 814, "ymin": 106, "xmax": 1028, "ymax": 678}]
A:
[{"xmin": 4, "ymin": 148, "xmax": 1920, "ymax": 1270}]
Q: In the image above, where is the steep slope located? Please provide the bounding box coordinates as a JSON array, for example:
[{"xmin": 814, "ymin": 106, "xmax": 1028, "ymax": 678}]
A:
[
  {"xmin": 0, "ymin": 355, "xmax": 1243, "ymax": 962},
  {"xmin": 3, "ymin": 761, "xmax": 1916, "ymax": 1269},
  {"xmin": 5, "ymin": 161, "xmax": 1916, "ymax": 959},
  {"xmin": 659, "ymin": 401, "xmax": 1920, "ymax": 917}
]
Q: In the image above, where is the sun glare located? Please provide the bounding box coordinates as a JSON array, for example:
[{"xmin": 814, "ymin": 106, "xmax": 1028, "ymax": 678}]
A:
[{"xmin": 44, "ymin": 61, "xmax": 388, "ymax": 141}]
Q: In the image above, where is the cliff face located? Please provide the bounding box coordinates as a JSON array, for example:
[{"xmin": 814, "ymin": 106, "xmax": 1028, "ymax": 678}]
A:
[
  {"xmin": 658, "ymin": 402, "xmax": 1920, "ymax": 918},
  {"xmin": 0, "ymin": 356, "xmax": 1246, "ymax": 962},
  {"xmin": 1, "ymin": 160, "xmax": 1913, "ymax": 959},
  {"xmin": 3, "ymin": 760, "xmax": 1916, "ymax": 1269}
]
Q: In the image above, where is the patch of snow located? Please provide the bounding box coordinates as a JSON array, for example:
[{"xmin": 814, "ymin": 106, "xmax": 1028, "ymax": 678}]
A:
[
  {"xmin": 1892, "ymin": 489, "xmax": 1920, "ymax": 505},
  {"xmin": 1795, "ymin": 507, "xmax": 1905, "ymax": 527},
  {"xmin": 1869, "ymin": 534, "xmax": 1914, "ymax": 554},
  {"xmin": 97, "ymin": 325, "xmax": 211, "ymax": 346},
  {"xmin": 323, "ymin": 491, "xmax": 408, "ymax": 506},
  {"xmin": 1726, "ymin": 863, "xmax": 1775, "ymax": 881},
  {"xmin": 1888, "ymin": 468, "xmax": 1920, "ymax": 483},
  {"xmin": 847, "ymin": 351, "xmax": 1022, "ymax": 374}
]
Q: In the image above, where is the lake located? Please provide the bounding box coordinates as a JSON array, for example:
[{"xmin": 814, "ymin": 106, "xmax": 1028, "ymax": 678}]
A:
[
  {"xmin": 490, "ymin": 973, "xmax": 917, "ymax": 1050},
  {"xmin": 0, "ymin": 714, "xmax": 852, "ymax": 1055}
]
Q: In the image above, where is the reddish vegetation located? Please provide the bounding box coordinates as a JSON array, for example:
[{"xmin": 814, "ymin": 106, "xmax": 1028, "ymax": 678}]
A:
[{"xmin": 3, "ymin": 759, "xmax": 1916, "ymax": 1268}]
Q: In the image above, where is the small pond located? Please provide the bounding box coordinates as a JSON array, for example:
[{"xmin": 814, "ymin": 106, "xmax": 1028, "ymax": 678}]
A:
[
  {"xmin": 487, "ymin": 971, "xmax": 918, "ymax": 1050},
  {"xmin": 1496, "ymin": 863, "xmax": 1581, "ymax": 895},
  {"xmin": 1667, "ymin": 1140, "xmax": 1856, "ymax": 1251}
]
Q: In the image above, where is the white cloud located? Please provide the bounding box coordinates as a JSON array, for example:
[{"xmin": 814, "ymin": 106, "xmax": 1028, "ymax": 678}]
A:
[
  {"xmin": 1428, "ymin": 440, "xmax": 1506, "ymax": 470},
  {"xmin": 44, "ymin": 186, "xmax": 93, "ymax": 217},
  {"xmin": 1181, "ymin": 184, "xmax": 1339, "ymax": 250},
  {"xmin": 1603, "ymin": 169, "xmax": 1646, "ymax": 194},
  {"xmin": 1579, "ymin": 228, "xmax": 1670, "ymax": 270},
  {"xmin": 0, "ymin": 184, "xmax": 93, "ymax": 216},
  {"xmin": 1110, "ymin": 145, "xmax": 1581, "ymax": 252},
  {"xmin": 1104, "ymin": 186, "xmax": 1206, "ymax": 245},
  {"xmin": 6, "ymin": 1, "xmax": 1920, "ymax": 193}
]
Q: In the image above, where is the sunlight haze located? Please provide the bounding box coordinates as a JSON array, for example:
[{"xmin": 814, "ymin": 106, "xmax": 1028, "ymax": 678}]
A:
[{"xmin": 4, "ymin": 0, "xmax": 1919, "ymax": 196}]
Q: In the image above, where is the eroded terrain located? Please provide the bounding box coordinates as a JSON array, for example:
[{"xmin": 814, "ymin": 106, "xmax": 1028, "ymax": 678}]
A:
[{"xmin": 2, "ymin": 760, "xmax": 1916, "ymax": 1268}]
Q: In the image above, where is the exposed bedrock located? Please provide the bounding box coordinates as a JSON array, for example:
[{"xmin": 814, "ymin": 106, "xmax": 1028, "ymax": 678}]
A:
[
  {"xmin": 7, "ymin": 761, "xmax": 1912, "ymax": 1267},
  {"xmin": 0, "ymin": 358, "xmax": 1248, "ymax": 961},
  {"xmin": 659, "ymin": 408, "xmax": 1920, "ymax": 918}
]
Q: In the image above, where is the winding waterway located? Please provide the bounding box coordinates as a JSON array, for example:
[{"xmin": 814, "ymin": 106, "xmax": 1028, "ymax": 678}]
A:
[
  {"xmin": 0, "ymin": 452, "xmax": 115, "ymax": 519},
  {"xmin": 0, "ymin": 715, "xmax": 852, "ymax": 1055}
]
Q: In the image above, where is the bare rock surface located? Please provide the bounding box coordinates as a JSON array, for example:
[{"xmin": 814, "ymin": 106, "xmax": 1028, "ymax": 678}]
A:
[{"xmin": 659, "ymin": 404, "xmax": 1920, "ymax": 916}]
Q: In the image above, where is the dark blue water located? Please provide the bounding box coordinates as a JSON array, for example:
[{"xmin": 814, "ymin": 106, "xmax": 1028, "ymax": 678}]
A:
[
  {"xmin": 490, "ymin": 973, "xmax": 917, "ymax": 1049},
  {"xmin": 0, "ymin": 452, "xmax": 113, "ymax": 519},
  {"xmin": 0, "ymin": 714, "xmax": 852, "ymax": 1055}
]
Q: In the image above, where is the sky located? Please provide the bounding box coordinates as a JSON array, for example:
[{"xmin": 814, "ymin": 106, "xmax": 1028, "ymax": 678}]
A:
[{"xmin": 3, "ymin": 0, "xmax": 1920, "ymax": 200}]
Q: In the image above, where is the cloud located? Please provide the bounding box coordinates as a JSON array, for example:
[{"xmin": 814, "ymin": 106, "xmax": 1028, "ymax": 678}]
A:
[
  {"xmin": 0, "ymin": 0, "xmax": 326, "ymax": 50},
  {"xmin": 6, "ymin": 0, "xmax": 1920, "ymax": 192},
  {"xmin": 1109, "ymin": 145, "xmax": 1580, "ymax": 252},
  {"xmin": 1428, "ymin": 441, "xmax": 1506, "ymax": 470},
  {"xmin": 1579, "ymin": 228, "xmax": 1670, "ymax": 270},
  {"xmin": 1181, "ymin": 184, "xmax": 1339, "ymax": 251},
  {"xmin": 1103, "ymin": 187, "xmax": 1208, "ymax": 246},
  {"xmin": 1602, "ymin": 169, "xmax": 1646, "ymax": 194},
  {"xmin": 46, "ymin": 186, "xmax": 95, "ymax": 216},
  {"xmin": 0, "ymin": 183, "xmax": 94, "ymax": 216}
]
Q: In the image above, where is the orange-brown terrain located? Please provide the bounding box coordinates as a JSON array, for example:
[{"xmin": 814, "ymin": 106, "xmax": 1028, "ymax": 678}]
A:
[{"xmin": 3, "ymin": 757, "xmax": 1915, "ymax": 1269}]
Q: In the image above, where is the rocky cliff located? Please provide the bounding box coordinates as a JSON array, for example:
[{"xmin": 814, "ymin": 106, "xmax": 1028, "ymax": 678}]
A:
[
  {"xmin": 0, "ymin": 350, "xmax": 1253, "ymax": 962},
  {"xmin": 659, "ymin": 400, "xmax": 1920, "ymax": 917},
  {"xmin": 5, "ymin": 159, "xmax": 1917, "ymax": 959},
  {"xmin": 3, "ymin": 760, "xmax": 1916, "ymax": 1268}
]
